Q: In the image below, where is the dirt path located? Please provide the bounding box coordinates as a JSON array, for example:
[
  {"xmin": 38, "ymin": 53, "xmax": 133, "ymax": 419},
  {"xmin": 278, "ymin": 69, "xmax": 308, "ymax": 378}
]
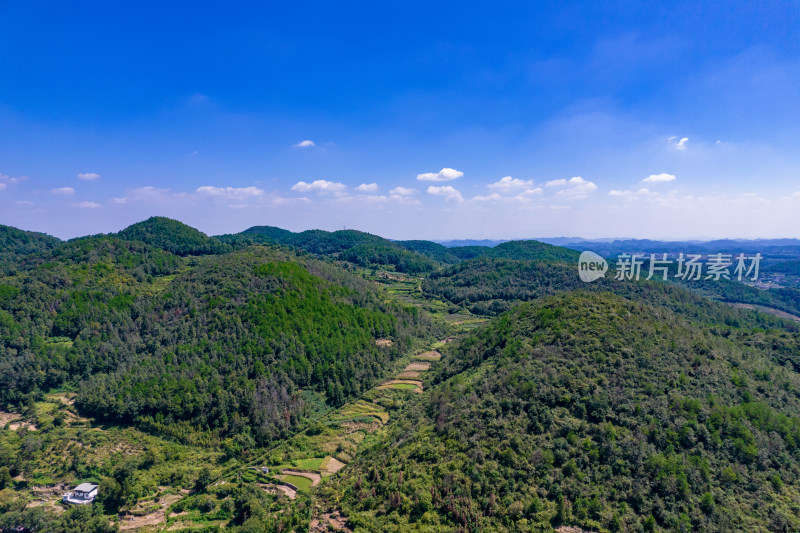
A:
[
  {"xmin": 281, "ymin": 469, "xmax": 322, "ymax": 487},
  {"xmin": 396, "ymin": 371, "xmax": 421, "ymax": 379},
  {"xmin": 404, "ymin": 362, "xmax": 430, "ymax": 371},
  {"xmin": 726, "ymin": 302, "xmax": 800, "ymax": 322}
]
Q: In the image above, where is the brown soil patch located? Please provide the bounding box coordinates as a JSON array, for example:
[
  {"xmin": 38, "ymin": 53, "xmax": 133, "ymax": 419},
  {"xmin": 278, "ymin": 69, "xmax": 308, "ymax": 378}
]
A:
[
  {"xmin": 280, "ymin": 469, "xmax": 322, "ymax": 487},
  {"xmin": 556, "ymin": 527, "xmax": 597, "ymax": 533},
  {"xmin": 0, "ymin": 409, "xmax": 37, "ymax": 431},
  {"xmin": 404, "ymin": 362, "xmax": 430, "ymax": 371},
  {"xmin": 311, "ymin": 509, "xmax": 352, "ymax": 532},
  {"xmin": 441, "ymin": 336, "xmax": 456, "ymax": 344},
  {"xmin": 320, "ymin": 456, "xmax": 347, "ymax": 476},
  {"xmin": 257, "ymin": 482, "xmax": 297, "ymax": 500},
  {"xmin": 395, "ymin": 371, "xmax": 421, "ymax": 379},
  {"xmin": 413, "ymin": 350, "xmax": 442, "ymax": 361},
  {"xmin": 375, "ymin": 338, "xmax": 393, "ymax": 347},
  {"xmin": 119, "ymin": 492, "xmax": 183, "ymax": 531}
]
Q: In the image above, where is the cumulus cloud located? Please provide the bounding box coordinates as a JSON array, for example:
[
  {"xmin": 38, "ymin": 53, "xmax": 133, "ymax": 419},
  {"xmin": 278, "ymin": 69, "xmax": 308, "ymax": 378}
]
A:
[
  {"xmin": 291, "ymin": 180, "xmax": 347, "ymax": 194},
  {"xmin": 389, "ymin": 186, "xmax": 417, "ymax": 196},
  {"xmin": 294, "ymin": 140, "xmax": 316, "ymax": 148},
  {"xmin": 416, "ymin": 168, "xmax": 464, "ymax": 181},
  {"xmin": 642, "ymin": 173, "xmax": 676, "ymax": 183},
  {"xmin": 195, "ymin": 186, "xmax": 265, "ymax": 200},
  {"xmin": 51, "ymin": 187, "xmax": 75, "ymax": 195},
  {"xmin": 488, "ymin": 176, "xmax": 535, "ymax": 191},
  {"xmin": 71, "ymin": 201, "xmax": 101, "ymax": 208},
  {"xmin": 427, "ymin": 185, "xmax": 463, "ymax": 202},
  {"xmin": 545, "ymin": 176, "xmax": 597, "ymax": 199},
  {"xmin": 355, "ymin": 183, "xmax": 378, "ymax": 192},
  {"xmin": 668, "ymin": 136, "xmax": 689, "ymax": 150},
  {"xmin": 77, "ymin": 172, "xmax": 100, "ymax": 181}
]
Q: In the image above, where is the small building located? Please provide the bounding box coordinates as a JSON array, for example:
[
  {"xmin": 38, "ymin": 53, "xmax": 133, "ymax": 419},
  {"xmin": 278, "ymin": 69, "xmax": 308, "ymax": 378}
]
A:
[{"xmin": 62, "ymin": 482, "xmax": 98, "ymax": 505}]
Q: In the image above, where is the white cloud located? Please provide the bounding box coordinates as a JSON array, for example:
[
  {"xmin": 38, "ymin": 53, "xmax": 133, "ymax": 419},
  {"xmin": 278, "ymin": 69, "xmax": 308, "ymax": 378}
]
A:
[
  {"xmin": 0, "ymin": 183, "xmax": 6, "ymax": 191},
  {"xmin": 416, "ymin": 168, "xmax": 464, "ymax": 181},
  {"xmin": 0, "ymin": 173, "xmax": 25, "ymax": 185},
  {"xmin": 389, "ymin": 186, "xmax": 417, "ymax": 196},
  {"xmin": 112, "ymin": 197, "xmax": 130, "ymax": 204},
  {"xmin": 355, "ymin": 183, "xmax": 378, "ymax": 192},
  {"xmin": 195, "ymin": 186, "xmax": 265, "ymax": 201},
  {"xmin": 427, "ymin": 185, "xmax": 463, "ymax": 202},
  {"xmin": 51, "ymin": 187, "xmax": 75, "ymax": 195},
  {"xmin": 474, "ymin": 193, "xmax": 502, "ymax": 202},
  {"xmin": 71, "ymin": 201, "xmax": 101, "ymax": 209},
  {"xmin": 14, "ymin": 200, "xmax": 33, "ymax": 206},
  {"xmin": 545, "ymin": 176, "xmax": 597, "ymax": 199},
  {"xmin": 77, "ymin": 172, "xmax": 100, "ymax": 181},
  {"xmin": 642, "ymin": 173, "xmax": 676, "ymax": 183},
  {"xmin": 488, "ymin": 176, "xmax": 535, "ymax": 191},
  {"xmin": 291, "ymin": 180, "xmax": 347, "ymax": 194},
  {"xmin": 294, "ymin": 140, "xmax": 316, "ymax": 148},
  {"xmin": 668, "ymin": 136, "xmax": 689, "ymax": 150}
]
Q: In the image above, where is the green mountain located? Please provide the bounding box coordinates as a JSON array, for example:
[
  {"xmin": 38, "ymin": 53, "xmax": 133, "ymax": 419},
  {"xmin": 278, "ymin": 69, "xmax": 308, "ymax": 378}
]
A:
[
  {"xmin": 116, "ymin": 216, "xmax": 231, "ymax": 256},
  {"xmin": 326, "ymin": 292, "xmax": 800, "ymax": 532},
  {"xmin": 0, "ymin": 224, "xmax": 61, "ymax": 274},
  {"xmin": 226, "ymin": 226, "xmax": 440, "ymax": 273},
  {"xmin": 0, "ymin": 231, "xmax": 440, "ymax": 445}
]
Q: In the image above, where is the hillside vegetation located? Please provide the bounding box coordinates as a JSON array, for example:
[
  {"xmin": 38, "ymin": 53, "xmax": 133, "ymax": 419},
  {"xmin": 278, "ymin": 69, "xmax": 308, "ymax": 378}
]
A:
[{"xmin": 326, "ymin": 292, "xmax": 800, "ymax": 532}]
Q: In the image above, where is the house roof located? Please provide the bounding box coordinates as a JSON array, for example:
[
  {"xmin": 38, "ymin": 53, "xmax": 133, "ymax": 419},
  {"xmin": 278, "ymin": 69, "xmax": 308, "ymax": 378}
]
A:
[{"xmin": 74, "ymin": 483, "xmax": 98, "ymax": 492}]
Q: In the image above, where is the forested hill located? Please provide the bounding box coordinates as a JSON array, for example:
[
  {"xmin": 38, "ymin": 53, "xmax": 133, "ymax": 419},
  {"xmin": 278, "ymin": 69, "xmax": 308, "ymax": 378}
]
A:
[
  {"xmin": 0, "ymin": 224, "xmax": 62, "ymax": 275},
  {"xmin": 219, "ymin": 223, "xmax": 580, "ymax": 271},
  {"xmin": 327, "ymin": 292, "xmax": 800, "ymax": 532},
  {"xmin": 114, "ymin": 216, "xmax": 232, "ymax": 256},
  {"xmin": 0, "ymin": 232, "xmax": 441, "ymax": 445},
  {"xmin": 222, "ymin": 226, "xmax": 441, "ymax": 273}
]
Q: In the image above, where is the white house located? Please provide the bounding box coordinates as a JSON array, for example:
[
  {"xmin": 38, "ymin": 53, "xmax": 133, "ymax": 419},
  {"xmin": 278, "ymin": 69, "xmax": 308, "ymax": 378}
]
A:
[{"xmin": 62, "ymin": 482, "xmax": 98, "ymax": 505}]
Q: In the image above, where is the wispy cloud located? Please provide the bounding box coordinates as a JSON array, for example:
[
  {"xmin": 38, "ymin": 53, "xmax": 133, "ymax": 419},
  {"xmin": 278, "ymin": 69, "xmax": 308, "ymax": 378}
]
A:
[
  {"xmin": 71, "ymin": 201, "xmax": 101, "ymax": 208},
  {"xmin": 77, "ymin": 172, "xmax": 100, "ymax": 181},
  {"xmin": 668, "ymin": 136, "xmax": 689, "ymax": 150},
  {"xmin": 642, "ymin": 173, "xmax": 676, "ymax": 183},
  {"xmin": 389, "ymin": 186, "xmax": 417, "ymax": 196},
  {"xmin": 427, "ymin": 185, "xmax": 463, "ymax": 202},
  {"xmin": 195, "ymin": 186, "xmax": 265, "ymax": 200},
  {"xmin": 51, "ymin": 187, "xmax": 75, "ymax": 195},
  {"xmin": 291, "ymin": 180, "xmax": 346, "ymax": 194},
  {"xmin": 417, "ymin": 168, "xmax": 464, "ymax": 181},
  {"xmin": 294, "ymin": 140, "xmax": 316, "ymax": 148},
  {"xmin": 0, "ymin": 183, "xmax": 6, "ymax": 192},
  {"xmin": 355, "ymin": 183, "xmax": 378, "ymax": 192}
]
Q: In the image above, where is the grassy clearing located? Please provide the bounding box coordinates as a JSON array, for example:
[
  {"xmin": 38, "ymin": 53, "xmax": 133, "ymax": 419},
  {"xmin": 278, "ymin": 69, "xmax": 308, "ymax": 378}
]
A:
[
  {"xmin": 388, "ymin": 383, "xmax": 419, "ymax": 391},
  {"xmin": 279, "ymin": 474, "xmax": 313, "ymax": 492}
]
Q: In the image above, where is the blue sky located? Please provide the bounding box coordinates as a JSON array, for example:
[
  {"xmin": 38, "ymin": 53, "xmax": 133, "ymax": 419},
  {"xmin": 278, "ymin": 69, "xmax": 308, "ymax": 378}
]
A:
[{"xmin": 2, "ymin": 1, "xmax": 800, "ymax": 239}]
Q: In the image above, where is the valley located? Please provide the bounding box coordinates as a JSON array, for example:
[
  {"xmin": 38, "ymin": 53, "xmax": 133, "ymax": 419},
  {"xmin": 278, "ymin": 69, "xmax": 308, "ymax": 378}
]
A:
[{"xmin": 2, "ymin": 218, "xmax": 800, "ymax": 532}]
